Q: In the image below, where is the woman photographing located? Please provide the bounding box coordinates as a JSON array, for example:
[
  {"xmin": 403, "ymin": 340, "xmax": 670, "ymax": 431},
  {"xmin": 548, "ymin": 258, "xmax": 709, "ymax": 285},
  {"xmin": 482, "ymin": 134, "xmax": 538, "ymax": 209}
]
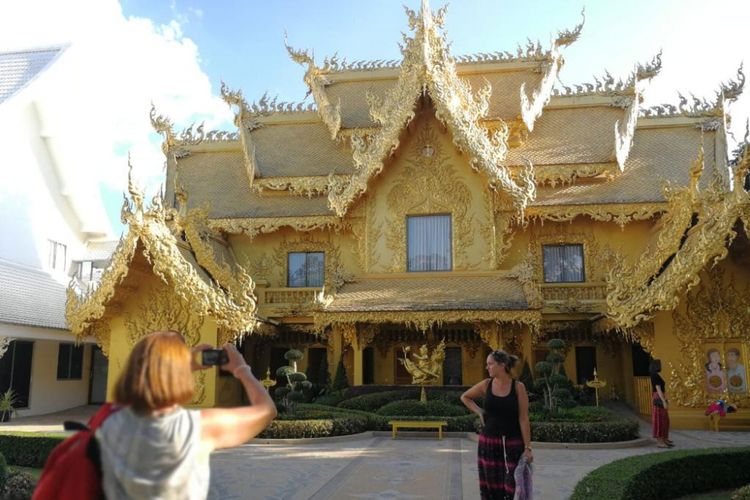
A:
[
  {"xmin": 461, "ymin": 350, "xmax": 533, "ymax": 500},
  {"xmin": 96, "ymin": 330, "xmax": 277, "ymax": 499}
]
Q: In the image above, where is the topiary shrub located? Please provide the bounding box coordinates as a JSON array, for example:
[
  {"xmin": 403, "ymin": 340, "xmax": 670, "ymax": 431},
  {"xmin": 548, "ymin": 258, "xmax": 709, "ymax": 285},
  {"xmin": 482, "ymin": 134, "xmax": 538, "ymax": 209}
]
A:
[
  {"xmin": 332, "ymin": 356, "xmax": 349, "ymax": 392},
  {"xmin": 531, "ymin": 418, "xmax": 638, "ymax": 443},
  {"xmin": 375, "ymin": 399, "xmax": 468, "ymax": 417},
  {"xmin": 275, "ymin": 349, "xmax": 313, "ymax": 415},
  {"xmin": 572, "ymin": 447, "xmax": 750, "ymax": 500},
  {"xmin": 3, "ymin": 469, "xmax": 36, "ymax": 500},
  {"xmin": 338, "ymin": 389, "xmax": 420, "ymax": 412},
  {"xmin": 534, "ymin": 339, "xmax": 575, "ymax": 413}
]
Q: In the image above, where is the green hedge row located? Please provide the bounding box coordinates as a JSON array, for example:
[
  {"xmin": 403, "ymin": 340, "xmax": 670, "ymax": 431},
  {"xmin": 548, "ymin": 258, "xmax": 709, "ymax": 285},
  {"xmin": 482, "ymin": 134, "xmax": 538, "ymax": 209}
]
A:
[
  {"xmin": 375, "ymin": 400, "xmax": 468, "ymax": 417},
  {"xmin": 0, "ymin": 433, "xmax": 63, "ymax": 468},
  {"xmin": 258, "ymin": 415, "xmax": 371, "ymax": 439},
  {"xmin": 337, "ymin": 389, "xmax": 420, "ymax": 412},
  {"xmin": 531, "ymin": 419, "xmax": 639, "ymax": 443},
  {"xmin": 572, "ymin": 447, "xmax": 750, "ymax": 500}
]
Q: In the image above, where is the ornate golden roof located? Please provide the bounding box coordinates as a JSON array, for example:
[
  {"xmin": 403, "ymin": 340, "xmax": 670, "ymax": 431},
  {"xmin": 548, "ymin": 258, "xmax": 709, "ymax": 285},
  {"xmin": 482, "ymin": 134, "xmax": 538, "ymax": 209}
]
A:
[
  {"xmin": 606, "ymin": 143, "xmax": 750, "ymax": 328},
  {"xmin": 65, "ymin": 165, "xmax": 259, "ymax": 344}
]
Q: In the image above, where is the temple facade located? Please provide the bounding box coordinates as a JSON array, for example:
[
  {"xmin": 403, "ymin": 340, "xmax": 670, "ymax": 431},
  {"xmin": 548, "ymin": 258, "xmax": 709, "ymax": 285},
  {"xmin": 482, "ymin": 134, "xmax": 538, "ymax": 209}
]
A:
[{"xmin": 66, "ymin": 2, "xmax": 750, "ymax": 428}]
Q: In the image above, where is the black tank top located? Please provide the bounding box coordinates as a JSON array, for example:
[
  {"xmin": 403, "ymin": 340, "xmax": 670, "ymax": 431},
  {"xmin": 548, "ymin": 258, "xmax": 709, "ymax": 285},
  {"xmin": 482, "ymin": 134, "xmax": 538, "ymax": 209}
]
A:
[{"xmin": 483, "ymin": 379, "xmax": 522, "ymax": 438}]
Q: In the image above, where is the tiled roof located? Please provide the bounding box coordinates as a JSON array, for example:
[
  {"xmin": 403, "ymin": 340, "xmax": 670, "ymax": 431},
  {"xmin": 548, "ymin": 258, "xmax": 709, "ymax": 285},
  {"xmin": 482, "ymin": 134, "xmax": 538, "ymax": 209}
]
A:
[
  {"xmin": 532, "ymin": 126, "xmax": 710, "ymax": 206},
  {"xmin": 176, "ymin": 150, "xmax": 335, "ymax": 218},
  {"xmin": 0, "ymin": 259, "xmax": 68, "ymax": 330},
  {"xmin": 324, "ymin": 275, "xmax": 529, "ymax": 312},
  {"xmin": 0, "ymin": 46, "xmax": 64, "ymax": 104}
]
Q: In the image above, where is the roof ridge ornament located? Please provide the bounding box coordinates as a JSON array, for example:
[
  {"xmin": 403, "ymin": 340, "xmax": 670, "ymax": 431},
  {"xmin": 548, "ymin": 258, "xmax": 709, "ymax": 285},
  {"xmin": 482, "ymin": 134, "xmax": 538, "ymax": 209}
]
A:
[
  {"xmin": 284, "ymin": 34, "xmax": 342, "ymax": 139},
  {"xmin": 520, "ymin": 9, "xmax": 585, "ymax": 132}
]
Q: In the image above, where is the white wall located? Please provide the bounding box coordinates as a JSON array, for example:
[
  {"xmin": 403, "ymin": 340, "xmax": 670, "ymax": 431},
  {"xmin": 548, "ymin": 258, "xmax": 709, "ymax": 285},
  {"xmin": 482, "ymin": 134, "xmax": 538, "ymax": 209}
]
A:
[{"xmin": 17, "ymin": 340, "xmax": 91, "ymax": 417}]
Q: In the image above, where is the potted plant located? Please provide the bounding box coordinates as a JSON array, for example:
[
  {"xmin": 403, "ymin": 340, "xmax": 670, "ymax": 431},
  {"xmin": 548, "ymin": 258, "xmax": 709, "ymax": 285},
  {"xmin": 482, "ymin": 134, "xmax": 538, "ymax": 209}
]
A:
[{"xmin": 0, "ymin": 388, "xmax": 19, "ymax": 422}]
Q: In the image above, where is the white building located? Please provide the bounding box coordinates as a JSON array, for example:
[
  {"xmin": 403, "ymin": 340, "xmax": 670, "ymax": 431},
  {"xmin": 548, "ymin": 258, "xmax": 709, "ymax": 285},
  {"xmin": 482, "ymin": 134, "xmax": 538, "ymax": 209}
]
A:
[{"xmin": 0, "ymin": 46, "xmax": 113, "ymax": 417}]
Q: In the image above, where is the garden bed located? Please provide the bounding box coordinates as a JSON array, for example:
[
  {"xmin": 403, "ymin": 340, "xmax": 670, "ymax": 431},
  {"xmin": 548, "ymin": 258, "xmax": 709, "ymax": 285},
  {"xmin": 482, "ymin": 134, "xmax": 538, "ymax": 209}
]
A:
[{"xmin": 572, "ymin": 447, "xmax": 750, "ymax": 500}]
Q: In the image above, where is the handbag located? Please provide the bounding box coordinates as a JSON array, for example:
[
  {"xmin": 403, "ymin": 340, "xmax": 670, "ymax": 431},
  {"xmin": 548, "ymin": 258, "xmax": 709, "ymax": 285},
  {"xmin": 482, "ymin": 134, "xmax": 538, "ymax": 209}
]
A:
[{"xmin": 653, "ymin": 398, "xmax": 664, "ymax": 408}]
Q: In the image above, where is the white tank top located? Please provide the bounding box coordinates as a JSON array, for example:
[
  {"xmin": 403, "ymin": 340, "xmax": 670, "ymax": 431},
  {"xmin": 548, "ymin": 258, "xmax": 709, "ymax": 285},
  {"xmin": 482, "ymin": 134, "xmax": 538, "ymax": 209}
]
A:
[{"xmin": 96, "ymin": 407, "xmax": 210, "ymax": 500}]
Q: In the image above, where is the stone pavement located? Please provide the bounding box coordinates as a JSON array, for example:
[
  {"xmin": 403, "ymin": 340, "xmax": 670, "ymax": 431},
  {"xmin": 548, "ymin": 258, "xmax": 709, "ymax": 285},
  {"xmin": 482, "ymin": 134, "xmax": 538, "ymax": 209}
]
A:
[
  {"xmin": 208, "ymin": 426, "xmax": 750, "ymax": 500},
  {"xmin": 4, "ymin": 405, "xmax": 750, "ymax": 499}
]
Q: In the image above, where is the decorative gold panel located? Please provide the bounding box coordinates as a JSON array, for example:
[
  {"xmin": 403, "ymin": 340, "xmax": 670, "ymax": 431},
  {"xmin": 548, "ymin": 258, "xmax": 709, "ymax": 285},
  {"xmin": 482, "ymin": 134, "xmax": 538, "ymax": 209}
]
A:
[{"xmin": 384, "ymin": 123, "xmax": 480, "ymax": 271}]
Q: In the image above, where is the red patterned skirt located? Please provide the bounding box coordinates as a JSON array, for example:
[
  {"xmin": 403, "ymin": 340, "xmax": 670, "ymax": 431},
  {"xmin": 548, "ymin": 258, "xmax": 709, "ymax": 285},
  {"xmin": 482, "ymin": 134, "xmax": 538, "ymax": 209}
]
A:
[
  {"xmin": 477, "ymin": 434, "xmax": 524, "ymax": 500},
  {"xmin": 652, "ymin": 391, "xmax": 670, "ymax": 439}
]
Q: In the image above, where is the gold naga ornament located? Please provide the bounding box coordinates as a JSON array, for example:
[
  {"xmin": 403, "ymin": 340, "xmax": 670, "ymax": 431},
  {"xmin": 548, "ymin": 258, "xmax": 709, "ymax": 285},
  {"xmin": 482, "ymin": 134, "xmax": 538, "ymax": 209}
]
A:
[{"xmin": 399, "ymin": 339, "xmax": 447, "ymax": 402}]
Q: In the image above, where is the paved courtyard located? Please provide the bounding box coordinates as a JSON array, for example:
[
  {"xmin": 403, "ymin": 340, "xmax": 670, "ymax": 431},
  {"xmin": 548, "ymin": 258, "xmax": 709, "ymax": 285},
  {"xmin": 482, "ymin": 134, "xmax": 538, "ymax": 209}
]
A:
[
  {"xmin": 4, "ymin": 406, "xmax": 750, "ymax": 499},
  {"xmin": 208, "ymin": 425, "xmax": 750, "ymax": 500}
]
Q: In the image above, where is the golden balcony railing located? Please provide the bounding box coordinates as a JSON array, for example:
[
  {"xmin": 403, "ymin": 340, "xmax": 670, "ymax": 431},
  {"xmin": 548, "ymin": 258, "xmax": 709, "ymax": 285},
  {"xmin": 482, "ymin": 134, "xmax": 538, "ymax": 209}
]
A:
[
  {"xmin": 539, "ymin": 282, "xmax": 608, "ymax": 313},
  {"xmin": 634, "ymin": 376, "xmax": 653, "ymax": 416},
  {"xmin": 262, "ymin": 287, "xmax": 319, "ymax": 305}
]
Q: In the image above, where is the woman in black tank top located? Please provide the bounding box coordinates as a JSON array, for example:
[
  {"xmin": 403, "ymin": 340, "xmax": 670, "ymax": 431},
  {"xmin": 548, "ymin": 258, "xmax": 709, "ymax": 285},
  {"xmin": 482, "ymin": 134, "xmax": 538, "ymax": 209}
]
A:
[{"xmin": 461, "ymin": 350, "xmax": 533, "ymax": 499}]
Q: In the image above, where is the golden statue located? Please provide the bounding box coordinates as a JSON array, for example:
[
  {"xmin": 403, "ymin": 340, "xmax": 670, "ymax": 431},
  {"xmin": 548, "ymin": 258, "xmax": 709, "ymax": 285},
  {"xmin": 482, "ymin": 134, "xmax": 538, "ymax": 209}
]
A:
[{"xmin": 400, "ymin": 339, "xmax": 446, "ymax": 401}]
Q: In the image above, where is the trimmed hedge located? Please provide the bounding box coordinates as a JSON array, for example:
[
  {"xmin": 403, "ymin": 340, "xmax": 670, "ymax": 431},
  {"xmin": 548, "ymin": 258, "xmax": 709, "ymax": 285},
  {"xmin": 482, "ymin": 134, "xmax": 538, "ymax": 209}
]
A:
[
  {"xmin": 258, "ymin": 415, "xmax": 370, "ymax": 439},
  {"xmin": 342, "ymin": 385, "xmax": 469, "ymax": 399},
  {"xmin": 572, "ymin": 447, "xmax": 750, "ymax": 500},
  {"xmin": 531, "ymin": 418, "xmax": 638, "ymax": 443},
  {"xmin": 337, "ymin": 389, "xmax": 420, "ymax": 412},
  {"xmin": 0, "ymin": 433, "xmax": 64, "ymax": 468},
  {"xmin": 375, "ymin": 400, "xmax": 468, "ymax": 417}
]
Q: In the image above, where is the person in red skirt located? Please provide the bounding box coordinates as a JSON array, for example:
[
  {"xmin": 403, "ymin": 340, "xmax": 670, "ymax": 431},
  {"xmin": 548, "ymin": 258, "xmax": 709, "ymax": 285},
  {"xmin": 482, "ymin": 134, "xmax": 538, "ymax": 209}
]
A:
[
  {"xmin": 650, "ymin": 359, "xmax": 674, "ymax": 448},
  {"xmin": 461, "ymin": 350, "xmax": 533, "ymax": 499}
]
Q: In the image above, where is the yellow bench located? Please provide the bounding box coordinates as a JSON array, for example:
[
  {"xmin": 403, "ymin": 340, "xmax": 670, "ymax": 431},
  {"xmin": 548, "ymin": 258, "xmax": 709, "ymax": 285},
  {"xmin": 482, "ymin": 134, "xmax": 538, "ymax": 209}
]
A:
[{"xmin": 388, "ymin": 420, "xmax": 448, "ymax": 440}]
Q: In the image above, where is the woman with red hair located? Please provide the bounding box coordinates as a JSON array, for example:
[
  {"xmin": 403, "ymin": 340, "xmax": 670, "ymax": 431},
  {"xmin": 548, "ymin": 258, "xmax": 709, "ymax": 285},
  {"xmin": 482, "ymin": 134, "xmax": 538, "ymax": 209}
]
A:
[{"xmin": 96, "ymin": 330, "xmax": 277, "ymax": 499}]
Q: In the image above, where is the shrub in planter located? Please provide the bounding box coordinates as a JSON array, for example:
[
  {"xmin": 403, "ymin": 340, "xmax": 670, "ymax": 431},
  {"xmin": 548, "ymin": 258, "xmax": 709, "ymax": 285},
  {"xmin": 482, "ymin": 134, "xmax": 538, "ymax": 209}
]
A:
[
  {"xmin": 572, "ymin": 447, "xmax": 750, "ymax": 500},
  {"xmin": 338, "ymin": 389, "xmax": 420, "ymax": 412},
  {"xmin": 375, "ymin": 400, "xmax": 467, "ymax": 417},
  {"xmin": 3, "ymin": 469, "xmax": 36, "ymax": 500}
]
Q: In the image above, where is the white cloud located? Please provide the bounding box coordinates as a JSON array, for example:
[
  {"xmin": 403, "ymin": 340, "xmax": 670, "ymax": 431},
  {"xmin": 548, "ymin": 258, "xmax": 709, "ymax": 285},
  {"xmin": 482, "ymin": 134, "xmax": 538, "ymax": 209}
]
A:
[{"xmin": 0, "ymin": 0, "xmax": 232, "ymax": 230}]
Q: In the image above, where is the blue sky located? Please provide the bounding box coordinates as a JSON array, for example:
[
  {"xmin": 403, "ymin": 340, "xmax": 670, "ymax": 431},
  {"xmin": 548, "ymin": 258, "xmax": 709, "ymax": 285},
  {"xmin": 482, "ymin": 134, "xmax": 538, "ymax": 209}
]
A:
[{"xmin": 3, "ymin": 0, "xmax": 749, "ymax": 236}]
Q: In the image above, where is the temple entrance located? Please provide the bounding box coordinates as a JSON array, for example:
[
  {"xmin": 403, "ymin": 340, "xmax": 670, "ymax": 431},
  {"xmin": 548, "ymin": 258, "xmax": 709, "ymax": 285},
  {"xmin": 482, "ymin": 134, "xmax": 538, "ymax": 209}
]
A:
[{"xmin": 575, "ymin": 346, "xmax": 596, "ymax": 385}]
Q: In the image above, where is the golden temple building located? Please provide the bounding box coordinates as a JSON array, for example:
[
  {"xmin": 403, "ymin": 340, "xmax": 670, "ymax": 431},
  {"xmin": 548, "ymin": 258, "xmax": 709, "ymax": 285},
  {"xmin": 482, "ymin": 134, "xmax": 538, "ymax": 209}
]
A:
[{"xmin": 66, "ymin": 2, "xmax": 750, "ymax": 429}]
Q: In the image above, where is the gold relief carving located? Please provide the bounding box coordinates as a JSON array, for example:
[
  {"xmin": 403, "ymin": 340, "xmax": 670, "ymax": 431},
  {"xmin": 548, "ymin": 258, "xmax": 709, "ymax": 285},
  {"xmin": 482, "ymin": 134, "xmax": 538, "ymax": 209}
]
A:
[
  {"xmin": 477, "ymin": 322, "xmax": 502, "ymax": 351},
  {"xmin": 90, "ymin": 322, "xmax": 112, "ymax": 358},
  {"xmin": 335, "ymin": 323, "xmax": 357, "ymax": 348},
  {"xmin": 125, "ymin": 283, "xmax": 205, "ymax": 347},
  {"xmin": 253, "ymin": 176, "xmax": 349, "ymax": 196},
  {"xmin": 191, "ymin": 371, "xmax": 207, "ymax": 405},
  {"xmin": 66, "ymin": 163, "xmax": 258, "ymax": 342},
  {"xmin": 590, "ymin": 318, "xmax": 654, "ymax": 353},
  {"xmin": 351, "ymin": 195, "xmax": 382, "ymax": 273},
  {"xmin": 384, "ymin": 123, "xmax": 478, "ymax": 271},
  {"xmin": 668, "ymin": 267, "xmax": 750, "ymax": 407},
  {"xmin": 525, "ymin": 203, "xmax": 666, "ymax": 228},
  {"xmin": 512, "ymin": 163, "xmax": 618, "ymax": 188},
  {"xmin": 209, "ymin": 216, "xmax": 346, "ymax": 240},
  {"xmin": 607, "ymin": 148, "xmax": 749, "ymax": 328},
  {"xmin": 326, "ymin": 2, "xmax": 536, "ymax": 218},
  {"xmin": 272, "ymin": 235, "xmax": 343, "ymax": 290},
  {"xmin": 357, "ymin": 324, "xmax": 379, "ymax": 347},
  {"xmin": 483, "ymin": 117, "xmax": 528, "ymax": 149},
  {"xmin": 316, "ymin": 310, "xmax": 541, "ymax": 336}
]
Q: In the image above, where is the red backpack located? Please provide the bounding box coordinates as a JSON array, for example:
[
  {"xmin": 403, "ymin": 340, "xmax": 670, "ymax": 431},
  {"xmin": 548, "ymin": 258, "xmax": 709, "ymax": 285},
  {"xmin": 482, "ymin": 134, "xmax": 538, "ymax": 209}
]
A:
[{"xmin": 33, "ymin": 403, "xmax": 120, "ymax": 500}]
